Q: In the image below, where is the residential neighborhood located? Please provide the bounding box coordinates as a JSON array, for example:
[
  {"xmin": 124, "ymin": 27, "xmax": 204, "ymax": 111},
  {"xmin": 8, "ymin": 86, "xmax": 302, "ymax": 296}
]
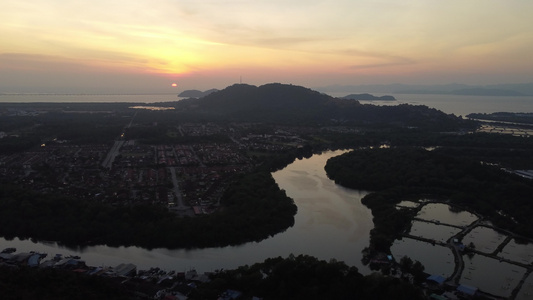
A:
[{"xmin": 0, "ymin": 118, "xmax": 306, "ymax": 217}]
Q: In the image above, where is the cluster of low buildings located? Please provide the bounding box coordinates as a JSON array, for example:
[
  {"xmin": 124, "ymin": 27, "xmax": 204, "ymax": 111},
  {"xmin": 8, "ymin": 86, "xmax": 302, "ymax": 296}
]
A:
[
  {"xmin": 180, "ymin": 122, "xmax": 227, "ymax": 136},
  {"xmin": 425, "ymin": 275, "xmax": 479, "ymax": 300},
  {"xmin": 0, "ymin": 144, "xmax": 110, "ymax": 198},
  {"xmin": 0, "ymin": 121, "xmax": 309, "ymax": 216},
  {"xmin": 111, "ymin": 142, "xmax": 253, "ymax": 212},
  {"xmin": 477, "ymin": 123, "xmax": 533, "ymax": 137},
  {"xmin": 0, "ymin": 248, "xmax": 214, "ymax": 299}
]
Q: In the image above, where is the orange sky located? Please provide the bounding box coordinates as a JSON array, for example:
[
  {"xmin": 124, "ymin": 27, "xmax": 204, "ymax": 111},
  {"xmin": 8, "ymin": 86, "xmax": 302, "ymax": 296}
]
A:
[{"xmin": 1, "ymin": 0, "xmax": 532, "ymax": 93}]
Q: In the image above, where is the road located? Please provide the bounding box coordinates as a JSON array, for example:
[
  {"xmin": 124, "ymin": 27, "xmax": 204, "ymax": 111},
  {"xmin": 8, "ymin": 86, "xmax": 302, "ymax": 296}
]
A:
[
  {"xmin": 169, "ymin": 167, "xmax": 187, "ymax": 210},
  {"xmin": 101, "ymin": 140, "xmax": 124, "ymax": 169},
  {"xmin": 101, "ymin": 111, "xmax": 136, "ymax": 169}
]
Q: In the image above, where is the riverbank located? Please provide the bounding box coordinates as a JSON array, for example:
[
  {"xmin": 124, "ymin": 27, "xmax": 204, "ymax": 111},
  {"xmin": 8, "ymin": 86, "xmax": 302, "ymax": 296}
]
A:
[
  {"xmin": 0, "ymin": 151, "xmax": 372, "ymax": 274},
  {"xmin": 325, "ymin": 147, "xmax": 533, "ymax": 298},
  {"xmin": 0, "ymin": 247, "xmax": 210, "ymax": 299}
]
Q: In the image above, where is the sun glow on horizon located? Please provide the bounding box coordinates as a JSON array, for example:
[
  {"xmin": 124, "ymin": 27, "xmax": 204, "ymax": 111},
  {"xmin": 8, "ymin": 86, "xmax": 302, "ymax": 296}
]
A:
[{"xmin": 1, "ymin": 0, "xmax": 533, "ymax": 92}]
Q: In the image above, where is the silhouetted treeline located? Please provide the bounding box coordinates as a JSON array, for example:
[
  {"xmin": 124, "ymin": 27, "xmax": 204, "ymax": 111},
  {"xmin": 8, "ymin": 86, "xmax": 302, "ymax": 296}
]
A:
[
  {"xmin": 467, "ymin": 112, "xmax": 533, "ymax": 124},
  {"xmin": 0, "ymin": 135, "xmax": 41, "ymax": 154},
  {"xmin": 254, "ymin": 144, "xmax": 314, "ymax": 172},
  {"xmin": 0, "ymin": 171, "xmax": 296, "ymax": 249},
  {"xmin": 191, "ymin": 255, "xmax": 424, "ymax": 300},
  {"xmin": 317, "ymin": 130, "xmax": 533, "ymax": 169},
  {"xmin": 0, "ymin": 265, "xmax": 131, "ymax": 300},
  {"xmin": 0, "ymin": 111, "xmax": 127, "ymax": 147},
  {"xmin": 325, "ymin": 147, "xmax": 533, "ymax": 251},
  {"xmin": 0, "ymin": 255, "xmax": 424, "ymax": 300}
]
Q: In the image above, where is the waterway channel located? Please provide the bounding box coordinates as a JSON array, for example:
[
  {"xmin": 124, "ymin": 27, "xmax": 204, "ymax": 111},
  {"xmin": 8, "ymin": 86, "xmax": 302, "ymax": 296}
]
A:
[
  {"xmin": 0, "ymin": 150, "xmax": 374, "ymax": 274},
  {"xmin": 3, "ymin": 150, "xmax": 533, "ymax": 298},
  {"xmin": 391, "ymin": 201, "xmax": 533, "ymax": 298}
]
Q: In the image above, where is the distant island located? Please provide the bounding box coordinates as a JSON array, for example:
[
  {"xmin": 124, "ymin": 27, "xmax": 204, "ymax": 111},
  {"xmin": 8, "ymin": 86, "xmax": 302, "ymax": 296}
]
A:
[
  {"xmin": 317, "ymin": 83, "xmax": 533, "ymax": 96},
  {"xmin": 341, "ymin": 93, "xmax": 396, "ymax": 101},
  {"xmin": 178, "ymin": 89, "xmax": 219, "ymax": 98}
]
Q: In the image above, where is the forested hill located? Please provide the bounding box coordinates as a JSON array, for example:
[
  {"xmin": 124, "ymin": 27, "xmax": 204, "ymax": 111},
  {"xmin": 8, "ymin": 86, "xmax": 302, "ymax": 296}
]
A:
[
  {"xmin": 176, "ymin": 83, "xmax": 474, "ymax": 130},
  {"xmin": 178, "ymin": 83, "xmax": 335, "ymax": 123},
  {"xmin": 178, "ymin": 89, "xmax": 219, "ymax": 98}
]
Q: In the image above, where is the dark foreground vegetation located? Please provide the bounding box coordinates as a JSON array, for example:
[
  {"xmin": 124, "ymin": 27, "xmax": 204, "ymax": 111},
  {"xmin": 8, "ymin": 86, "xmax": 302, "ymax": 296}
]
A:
[
  {"xmin": 0, "ymin": 170, "xmax": 296, "ymax": 249},
  {"xmin": 0, "ymin": 264, "xmax": 131, "ymax": 300},
  {"xmin": 325, "ymin": 147, "xmax": 533, "ymax": 253},
  {"xmin": 191, "ymin": 255, "xmax": 424, "ymax": 300},
  {"xmin": 0, "ymin": 255, "xmax": 424, "ymax": 300}
]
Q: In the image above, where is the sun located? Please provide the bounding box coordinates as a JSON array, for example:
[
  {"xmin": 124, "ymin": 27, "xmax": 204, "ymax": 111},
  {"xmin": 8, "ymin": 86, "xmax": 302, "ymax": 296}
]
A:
[{"xmin": 171, "ymin": 83, "xmax": 177, "ymax": 87}]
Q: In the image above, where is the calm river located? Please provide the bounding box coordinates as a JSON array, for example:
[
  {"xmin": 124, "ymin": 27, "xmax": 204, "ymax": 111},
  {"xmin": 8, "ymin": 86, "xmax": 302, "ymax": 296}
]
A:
[{"xmin": 0, "ymin": 150, "xmax": 374, "ymax": 274}]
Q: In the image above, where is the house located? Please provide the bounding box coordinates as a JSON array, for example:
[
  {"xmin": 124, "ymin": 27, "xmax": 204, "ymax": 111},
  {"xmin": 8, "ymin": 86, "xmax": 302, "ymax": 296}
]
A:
[
  {"xmin": 114, "ymin": 263, "xmax": 137, "ymax": 277},
  {"xmin": 457, "ymin": 284, "xmax": 478, "ymax": 297},
  {"xmin": 426, "ymin": 274, "xmax": 446, "ymax": 286},
  {"xmin": 28, "ymin": 254, "xmax": 42, "ymax": 267}
]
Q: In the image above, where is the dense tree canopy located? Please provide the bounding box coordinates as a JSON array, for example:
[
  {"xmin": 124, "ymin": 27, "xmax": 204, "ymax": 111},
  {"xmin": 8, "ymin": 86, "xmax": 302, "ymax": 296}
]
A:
[
  {"xmin": 0, "ymin": 170, "xmax": 296, "ymax": 249},
  {"xmin": 325, "ymin": 147, "xmax": 533, "ymax": 251},
  {"xmin": 0, "ymin": 265, "xmax": 131, "ymax": 300},
  {"xmin": 192, "ymin": 255, "xmax": 424, "ymax": 300}
]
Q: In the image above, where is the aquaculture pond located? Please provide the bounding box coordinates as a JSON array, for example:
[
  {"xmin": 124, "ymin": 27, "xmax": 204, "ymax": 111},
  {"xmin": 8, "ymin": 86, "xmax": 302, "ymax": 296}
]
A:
[
  {"xmin": 461, "ymin": 254, "xmax": 526, "ymax": 298},
  {"xmin": 408, "ymin": 221, "xmax": 462, "ymax": 243},
  {"xmin": 416, "ymin": 203, "xmax": 478, "ymax": 227},
  {"xmin": 391, "ymin": 238, "xmax": 454, "ymax": 278},
  {"xmin": 516, "ymin": 273, "xmax": 533, "ymax": 300},
  {"xmin": 462, "ymin": 226, "xmax": 507, "ymax": 254},
  {"xmin": 500, "ymin": 239, "xmax": 533, "ymax": 264}
]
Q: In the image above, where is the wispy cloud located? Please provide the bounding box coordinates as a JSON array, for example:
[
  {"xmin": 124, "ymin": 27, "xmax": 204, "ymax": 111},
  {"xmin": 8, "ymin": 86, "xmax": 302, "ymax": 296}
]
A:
[
  {"xmin": 335, "ymin": 49, "xmax": 416, "ymax": 70},
  {"xmin": 1, "ymin": 0, "xmax": 533, "ymax": 91}
]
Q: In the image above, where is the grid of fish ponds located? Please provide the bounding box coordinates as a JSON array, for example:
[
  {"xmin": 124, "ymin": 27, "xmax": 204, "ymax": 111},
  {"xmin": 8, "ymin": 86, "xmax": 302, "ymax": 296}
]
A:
[{"xmin": 391, "ymin": 201, "xmax": 533, "ymax": 298}]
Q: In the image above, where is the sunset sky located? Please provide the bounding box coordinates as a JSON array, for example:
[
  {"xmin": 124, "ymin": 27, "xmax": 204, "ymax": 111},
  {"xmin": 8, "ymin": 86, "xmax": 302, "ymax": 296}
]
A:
[{"xmin": 1, "ymin": 0, "xmax": 532, "ymax": 93}]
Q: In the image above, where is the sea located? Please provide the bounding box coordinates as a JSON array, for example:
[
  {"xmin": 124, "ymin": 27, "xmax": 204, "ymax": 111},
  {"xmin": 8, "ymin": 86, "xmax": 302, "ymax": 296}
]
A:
[
  {"xmin": 1, "ymin": 93, "xmax": 533, "ymax": 116},
  {"xmin": 0, "ymin": 93, "xmax": 182, "ymax": 104},
  {"xmin": 326, "ymin": 93, "xmax": 533, "ymax": 116}
]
